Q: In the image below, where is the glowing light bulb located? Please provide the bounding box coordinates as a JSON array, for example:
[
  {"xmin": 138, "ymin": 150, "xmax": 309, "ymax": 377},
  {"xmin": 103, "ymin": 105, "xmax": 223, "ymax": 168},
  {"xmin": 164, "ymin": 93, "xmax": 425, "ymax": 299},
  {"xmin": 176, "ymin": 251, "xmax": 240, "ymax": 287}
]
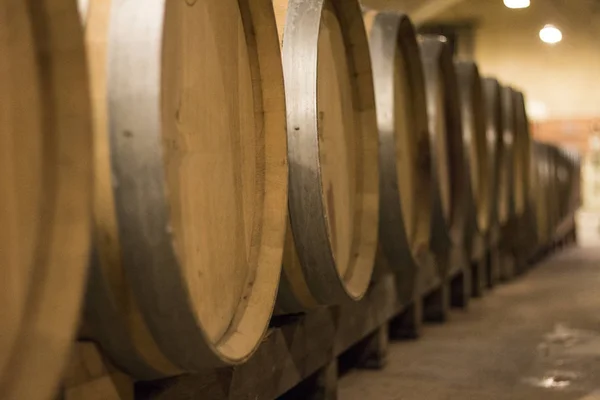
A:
[
  {"xmin": 503, "ymin": 0, "xmax": 530, "ymax": 9},
  {"xmin": 539, "ymin": 24, "xmax": 562, "ymax": 44}
]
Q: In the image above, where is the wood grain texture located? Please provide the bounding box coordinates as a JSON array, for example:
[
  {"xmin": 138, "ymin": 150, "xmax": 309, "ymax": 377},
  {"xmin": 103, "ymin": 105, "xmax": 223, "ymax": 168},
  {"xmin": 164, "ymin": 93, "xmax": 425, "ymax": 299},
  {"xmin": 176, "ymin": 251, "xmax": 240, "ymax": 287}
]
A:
[
  {"xmin": 368, "ymin": 13, "xmax": 431, "ymax": 305},
  {"xmin": 0, "ymin": 0, "xmax": 93, "ymax": 399},
  {"xmin": 419, "ymin": 37, "xmax": 467, "ymax": 274},
  {"xmin": 455, "ymin": 61, "xmax": 491, "ymax": 260},
  {"xmin": 274, "ymin": 0, "xmax": 379, "ymax": 313},
  {"xmin": 104, "ymin": 0, "xmax": 287, "ymax": 370}
]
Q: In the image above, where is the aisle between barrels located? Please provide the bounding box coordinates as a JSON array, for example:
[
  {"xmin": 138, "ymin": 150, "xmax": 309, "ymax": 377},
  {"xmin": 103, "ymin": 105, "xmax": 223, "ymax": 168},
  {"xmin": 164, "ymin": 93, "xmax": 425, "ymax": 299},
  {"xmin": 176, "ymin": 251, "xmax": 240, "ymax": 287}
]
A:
[{"xmin": 339, "ymin": 247, "xmax": 600, "ymax": 400}]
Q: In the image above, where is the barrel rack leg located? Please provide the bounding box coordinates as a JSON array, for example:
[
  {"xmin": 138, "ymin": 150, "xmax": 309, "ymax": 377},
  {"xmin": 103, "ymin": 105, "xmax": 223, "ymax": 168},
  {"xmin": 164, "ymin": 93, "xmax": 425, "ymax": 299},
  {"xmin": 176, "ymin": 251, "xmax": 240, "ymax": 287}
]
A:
[
  {"xmin": 311, "ymin": 359, "xmax": 338, "ymax": 400},
  {"xmin": 422, "ymin": 283, "xmax": 450, "ymax": 323},
  {"xmin": 470, "ymin": 258, "xmax": 487, "ymax": 298},
  {"xmin": 450, "ymin": 268, "xmax": 471, "ymax": 309},
  {"xmin": 355, "ymin": 323, "xmax": 389, "ymax": 370},
  {"xmin": 499, "ymin": 251, "xmax": 515, "ymax": 282},
  {"xmin": 389, "ymin": 299, "xmax": 422, "ymax": 340},
  {"xmin": 487, "ymin": 248, "xmax": 502, "ymax": 288},
  {"xmin": 280, "ymin": 357, "xmax": 338, "ymax": 400}
]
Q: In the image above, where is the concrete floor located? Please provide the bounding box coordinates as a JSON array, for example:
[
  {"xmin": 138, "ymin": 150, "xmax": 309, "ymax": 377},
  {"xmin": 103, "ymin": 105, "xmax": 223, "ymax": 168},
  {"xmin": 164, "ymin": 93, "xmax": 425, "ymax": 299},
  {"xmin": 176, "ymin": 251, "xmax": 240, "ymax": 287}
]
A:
[{"xmin": 339, "ymin": 246, "xmax": 600, "ymax": 400}]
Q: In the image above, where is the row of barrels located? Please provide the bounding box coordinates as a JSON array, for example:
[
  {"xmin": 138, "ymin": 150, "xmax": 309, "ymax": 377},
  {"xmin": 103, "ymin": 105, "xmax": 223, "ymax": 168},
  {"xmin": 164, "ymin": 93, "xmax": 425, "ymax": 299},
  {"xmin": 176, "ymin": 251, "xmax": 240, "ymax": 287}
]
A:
[
  {"xmin": 0, "ymin": 0, "xmax": 580, "ymax": 399},
  {"xmin": 530, "ymin": 144, "xmax": 580, "ymax": 248}
]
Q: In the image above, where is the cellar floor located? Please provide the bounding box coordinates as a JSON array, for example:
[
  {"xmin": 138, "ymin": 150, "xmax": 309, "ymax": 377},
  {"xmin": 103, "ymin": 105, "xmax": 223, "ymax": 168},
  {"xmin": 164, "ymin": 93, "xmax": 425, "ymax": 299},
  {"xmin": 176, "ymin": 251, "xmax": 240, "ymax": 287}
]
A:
[{"xmin": 339, "ymin": 245, "xmax": 600, "ymax": 400}]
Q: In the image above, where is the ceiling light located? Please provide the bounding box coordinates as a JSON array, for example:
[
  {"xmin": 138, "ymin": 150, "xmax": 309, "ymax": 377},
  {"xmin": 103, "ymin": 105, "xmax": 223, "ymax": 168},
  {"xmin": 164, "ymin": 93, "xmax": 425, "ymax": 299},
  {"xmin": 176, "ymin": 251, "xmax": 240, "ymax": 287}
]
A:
[
  {"xmin": 539, "ymin": 24, "xmax": 562, "ymax": 44},
  {"xmin": 503, "ymin": 0, "xmax": 530, "ymax": 9}
]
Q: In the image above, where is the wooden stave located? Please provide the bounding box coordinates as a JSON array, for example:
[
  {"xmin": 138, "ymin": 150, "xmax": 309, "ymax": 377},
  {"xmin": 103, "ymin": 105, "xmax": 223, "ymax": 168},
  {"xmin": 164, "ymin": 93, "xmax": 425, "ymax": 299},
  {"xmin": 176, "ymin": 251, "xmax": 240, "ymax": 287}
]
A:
[
  {"xmin": 105, "ymin": 0, "xmax": 288, "ymax": 370},
  {"xmin": 482, "ymin": 77, "xmax": 505, "ymax": 235},
  {"xmin": 420, "ymin": 37, "xmax": 468, "ymax": 263},
  {"xmin": 455, "ymin": 61, "xmax": 491, "ymax": 259},
  {"xmin": 0, "ymin": 1, "xmax": 93, "ymax": 399},
  {"xmin": 369, "ymin": 13, "xmax": 432, "ymax": 292},
  {"xmin": 276, "ymin": 0, "xmax": 379, "ymax": 313}
]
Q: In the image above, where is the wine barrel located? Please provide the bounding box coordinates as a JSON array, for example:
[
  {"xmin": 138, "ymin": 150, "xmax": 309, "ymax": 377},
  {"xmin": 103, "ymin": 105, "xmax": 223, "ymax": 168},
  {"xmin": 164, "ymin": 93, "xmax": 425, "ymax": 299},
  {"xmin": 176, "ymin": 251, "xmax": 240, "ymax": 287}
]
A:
[
  {"xmin": 532, "ymin": 142, "xmax": 554, "ymax": 246},
  {"xmin": 84, "ymin": 0, "xmax": 288, "ymax": 374},
  {"xmin": 547, "ymin": 145, "xmax": 562, "ymax": 231},
  {"xmin": 513, "ymin": 90, "xmax": 532, "ymax": 217},
  {"xmin": 556, "ymin": 149, "xmax": 577, "ymax": 222},
  {"xmin": 560, "ymin": 148, "xmax": 581, "ymax": 218},
  {"xmin": 420, "ymin": 36, "xmax": 468, "ymax": 278},
  {"xmin": 368, "ymin": 12, "xmax": 432, "ymax": 301},
  {"xmin": 274, "ymin": 0, "xmax": 379, "ymax": 314},
  {"xmin": 81, "ymin": 0, "xmax": 178, "ymax": 380},
  {"xmin": 482, "ymin": 78, "xmax": 505, "ymax": 235},
  {"xmin": 455, "ymin": 61, "xmax": 491, "ymax": 260},
  {"xmin": 512, "ymin": 89, "xmax": 537, "ymax": 257},
  {"xmin": 499, "ymin": 85, "xmax": 517, "ymax": 224},
  {"xmin": 0, "ymin": 1, "xmax": 92, "ymax": 399}
]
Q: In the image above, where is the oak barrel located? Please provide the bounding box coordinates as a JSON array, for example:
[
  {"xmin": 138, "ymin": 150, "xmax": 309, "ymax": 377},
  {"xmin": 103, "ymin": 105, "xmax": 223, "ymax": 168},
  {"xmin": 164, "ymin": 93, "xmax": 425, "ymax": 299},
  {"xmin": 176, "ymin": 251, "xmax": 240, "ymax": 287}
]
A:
[
  {"xmin": 555, "ymin": 148, "xmax": 578, "ymax": 221},
  {"xmin": 558, "ymin": 148, "xmax": 580, "ymax": 219},
  {"xmin": 513, "ymin": 90, "xmax": 532, "ymax": 218},
  {"xmin": 81, "ymin": 0, "xmax": 178, "ymax": 380},
  {"xmin": 0, "ymin": 1, "xmax": 93, "ymax": 399},
  {"xmin": 499, "ymin": 85, "xmax": 517, "ymax": 224},
  {"xmin": 531, "ymin": 142, "xmax": 554, "ymax": 246},
  {"xmin": 83, "ymin": 0, "xmax": 288, "ymax": 374},
  {"xmin": 274, "ymin": 0, "xmax": 379, "ymax": 314},
  {"xmin": 368, "ymin": 12, "xmax": 432, "ymax": 302},
  {"xmin": 420, "ymin": 36, "xmax": 468, "ymax": 278},
  {"xmin": 455, "ymin": 61, "xmax": 491, "ymax": 260},
  {"xmin": 547, "ymin": 145, "xmax": 562, "ymax": 231},
  {"xmin": 512, "ymin": 89, "xmax": 538, "ymax": 256},
  {"xmin": 482, "ymin": 78, "xmax": 505, "ymax": 235}
]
